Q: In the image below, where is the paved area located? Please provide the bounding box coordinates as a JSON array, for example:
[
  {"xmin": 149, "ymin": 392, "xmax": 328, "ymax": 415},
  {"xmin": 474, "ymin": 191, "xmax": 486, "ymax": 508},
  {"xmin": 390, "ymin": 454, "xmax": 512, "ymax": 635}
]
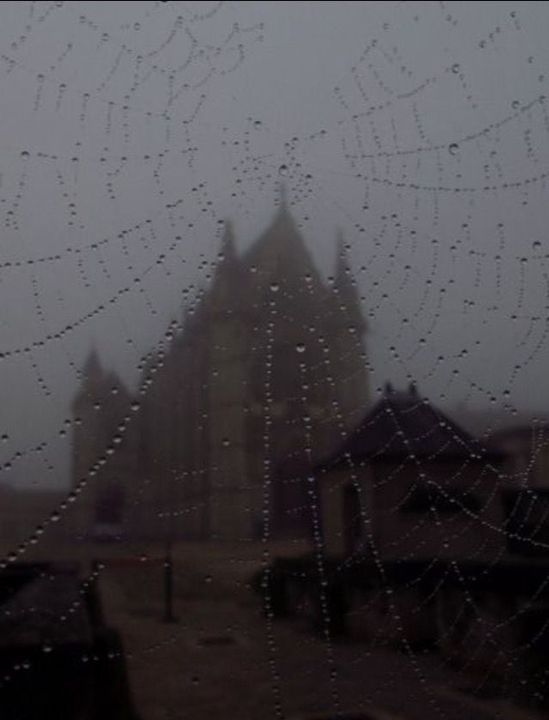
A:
[
  {"xmin": 81, "ymin": 542, "xmax": 544, "ymax": 720},
  {"xmin": 7, "ymin": 539, "xmax": 542, "ymax": 720}
]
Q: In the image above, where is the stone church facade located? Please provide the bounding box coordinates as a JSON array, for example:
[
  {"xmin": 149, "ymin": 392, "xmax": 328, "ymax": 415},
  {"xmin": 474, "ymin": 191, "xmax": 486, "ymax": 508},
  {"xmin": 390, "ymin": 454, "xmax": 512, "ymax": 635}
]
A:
[{"xmin": 70, "ymin": 198, "xmax": 369, "ymax": 541}]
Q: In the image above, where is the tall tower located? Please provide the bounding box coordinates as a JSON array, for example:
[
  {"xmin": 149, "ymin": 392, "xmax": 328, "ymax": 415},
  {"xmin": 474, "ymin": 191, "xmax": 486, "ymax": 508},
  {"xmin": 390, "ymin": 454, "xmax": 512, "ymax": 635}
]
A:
[
  {"xmin": 70, "ymin": 195, "xmax": 371, "ymax": 542},
  {"xmin": 71, "ymin": 350, "xmax": 104, "ymax": 488},
  {"xmin": 331, "ymin": 231, "xmax": 370, "ymax": 431},
  {"xmin": 203, "ymin": 222, "xmax": 256, "ymax": 540},
  {"xmin": 71, "ymin": 349, "xmax": 133, "ymax": 538}
]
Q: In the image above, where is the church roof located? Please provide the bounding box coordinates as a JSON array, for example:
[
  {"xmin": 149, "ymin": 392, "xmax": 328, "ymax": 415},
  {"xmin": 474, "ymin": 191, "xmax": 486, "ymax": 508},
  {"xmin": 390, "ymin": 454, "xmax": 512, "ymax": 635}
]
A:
[
  {"xmin": 318, "ymin": 382, "xmax": 497, "ymax": 469},
  {"xmin": 201, "ymin": 220, "xmax": 245, "ymax": 315},
  {"xmin": 82, "ymin": 348, "xmax": 103, "ymax": 379},
  {"xmin": 241, "ymin": 195, "xmax": 324, "ymax": 287},
  {"xmin": 235, "ymin": 196, "xmax": 347, "ymax": 339}
]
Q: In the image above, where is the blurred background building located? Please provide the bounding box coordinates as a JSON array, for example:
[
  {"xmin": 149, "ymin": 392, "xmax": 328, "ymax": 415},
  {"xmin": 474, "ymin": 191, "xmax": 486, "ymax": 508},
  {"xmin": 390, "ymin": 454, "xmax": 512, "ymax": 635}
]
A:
[{"xmin": 69, "ymin": 197, "xmax": 370, "ymax": 542}]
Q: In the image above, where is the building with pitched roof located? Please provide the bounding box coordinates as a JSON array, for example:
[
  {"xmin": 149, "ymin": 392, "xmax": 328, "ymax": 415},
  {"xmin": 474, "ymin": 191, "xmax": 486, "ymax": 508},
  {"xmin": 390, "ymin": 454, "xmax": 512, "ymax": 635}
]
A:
[
  {"xmin": 70, "ymin": 196, "xmax": 370, "ymax": 541},
  {"xmin": 315, "ymin": 382, "xmax": 505, "ymax": 561}
]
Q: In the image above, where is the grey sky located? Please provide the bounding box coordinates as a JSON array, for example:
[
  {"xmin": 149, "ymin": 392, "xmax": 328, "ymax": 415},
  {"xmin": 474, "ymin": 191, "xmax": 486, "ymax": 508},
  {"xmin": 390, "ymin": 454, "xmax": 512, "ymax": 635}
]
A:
[{"xmin": 0, "ymin": 1, "xmax": 548, "ymax": 489}]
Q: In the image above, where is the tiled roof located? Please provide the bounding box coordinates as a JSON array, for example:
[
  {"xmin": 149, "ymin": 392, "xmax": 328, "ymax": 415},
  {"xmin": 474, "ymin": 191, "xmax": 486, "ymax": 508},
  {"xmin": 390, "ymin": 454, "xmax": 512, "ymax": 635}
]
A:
[{"xmin": 318, "ymin": 383, "xmax": 497, "ymax": 469}]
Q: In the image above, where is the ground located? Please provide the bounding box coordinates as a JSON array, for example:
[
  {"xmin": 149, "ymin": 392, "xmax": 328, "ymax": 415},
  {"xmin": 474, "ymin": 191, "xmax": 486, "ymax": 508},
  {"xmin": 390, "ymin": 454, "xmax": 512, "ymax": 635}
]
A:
[{"xmin": 13, "ymin": 539, "xmax": 545, "ymax": 720}]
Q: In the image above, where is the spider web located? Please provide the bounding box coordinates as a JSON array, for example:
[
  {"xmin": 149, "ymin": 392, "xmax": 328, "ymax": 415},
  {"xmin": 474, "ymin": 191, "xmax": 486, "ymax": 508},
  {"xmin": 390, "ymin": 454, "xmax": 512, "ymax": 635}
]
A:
[{"xmin": 0, "ymin": 2, "xmax": 548, "ymax": 719}]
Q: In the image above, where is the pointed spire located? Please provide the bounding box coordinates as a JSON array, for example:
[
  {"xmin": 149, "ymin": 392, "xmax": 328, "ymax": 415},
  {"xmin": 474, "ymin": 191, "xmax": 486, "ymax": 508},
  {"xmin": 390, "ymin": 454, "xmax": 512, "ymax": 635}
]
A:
[
  {"xmin": 243, "ymin": 184, "xmax": 319, "ymax": 281},
  {"xmin": 219, "ymin": 220, "xmax": 236, "ymax": 262},
  {"xmin": 207, "ymin": 218, "xmax": 242, "ymax": 314},
  {"xmin": 213, "ymin": 220, "xmax": 238, "ymax": 283},
  {"xmin": 277, "ymin": 181, "xmax": 288, "ymax": 210},
  {"xmin": 83, "ymin": 347, "xmax": 102, "ymax": 380},
  {"xmin": 335, "ymin": 229, "xmax": 349, "ymax": 278},
  {"xmin": 334, "ymin": 229, "xmax": 366, "ymax": 334},
  {"xmin": 72, "ymin": 347, "xmax": 104, "ymax": 411}
]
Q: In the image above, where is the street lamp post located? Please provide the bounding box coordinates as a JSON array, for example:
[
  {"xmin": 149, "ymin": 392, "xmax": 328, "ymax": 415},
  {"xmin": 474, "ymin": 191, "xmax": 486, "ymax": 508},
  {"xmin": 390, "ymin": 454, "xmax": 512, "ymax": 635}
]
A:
[{"xmin": 162, "ymin": 468, "xmax": 178, "ymax": 623}]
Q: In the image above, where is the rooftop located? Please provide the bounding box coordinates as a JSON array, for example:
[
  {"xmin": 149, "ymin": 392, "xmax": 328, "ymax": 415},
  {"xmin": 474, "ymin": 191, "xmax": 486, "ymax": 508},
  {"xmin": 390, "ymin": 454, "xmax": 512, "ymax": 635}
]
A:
[{"xmin": 318, "ymin": 382, "xmax": 498, "ymax": 470}]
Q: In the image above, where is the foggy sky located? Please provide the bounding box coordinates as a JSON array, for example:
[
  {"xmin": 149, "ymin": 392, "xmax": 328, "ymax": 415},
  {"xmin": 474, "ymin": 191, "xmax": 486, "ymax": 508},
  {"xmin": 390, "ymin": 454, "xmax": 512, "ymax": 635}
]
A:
[{"xmin": 0, "ymin": 1, "xmax": 548, "ymax": 489}]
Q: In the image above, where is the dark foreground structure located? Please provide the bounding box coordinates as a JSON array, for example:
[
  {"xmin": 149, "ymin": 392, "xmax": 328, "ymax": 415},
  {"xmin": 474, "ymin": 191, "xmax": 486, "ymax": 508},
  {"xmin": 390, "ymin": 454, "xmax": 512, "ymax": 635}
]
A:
[
  {"xmin": 0, "ymin": 561, "xmax": 139, "ymax": 720},
  {"xmin": 258, "ymin": 385, "xmax": 549, "ymax": 713}
]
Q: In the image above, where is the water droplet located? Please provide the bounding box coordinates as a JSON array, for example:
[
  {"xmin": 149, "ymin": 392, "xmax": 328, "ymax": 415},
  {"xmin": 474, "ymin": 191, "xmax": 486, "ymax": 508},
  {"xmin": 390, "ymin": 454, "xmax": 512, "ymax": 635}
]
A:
[
  {"xmin": 451, "ymin": 63, "xmax": 460, "ymax": 74},
  {"xmin": 448, "ymin": 143, "xmax": 459, "ymax": 156},
  {"xmin": 295, "ymin": 343, "xmax": 306, "ymax": 353},
  {"xmin": 278, "ymin": 164, "xmax": 288, "ymax": 176},
  {"xmin": 270, "ymin": 282, "xmax": 280, "ymax": 293}
]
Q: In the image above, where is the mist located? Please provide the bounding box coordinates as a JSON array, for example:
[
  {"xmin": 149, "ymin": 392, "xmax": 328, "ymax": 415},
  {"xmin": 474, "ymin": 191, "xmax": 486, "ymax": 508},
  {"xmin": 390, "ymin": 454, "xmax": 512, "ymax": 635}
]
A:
[{"xmin": 0, "ymin": 1, "xmax": 547, "ymax": 490}]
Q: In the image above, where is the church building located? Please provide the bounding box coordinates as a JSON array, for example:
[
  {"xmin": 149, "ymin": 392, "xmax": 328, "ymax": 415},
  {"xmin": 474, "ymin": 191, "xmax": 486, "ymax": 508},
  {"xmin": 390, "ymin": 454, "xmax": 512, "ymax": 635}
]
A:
[{"xmin": 70, "ymin": 196, "xmax": 370, "ymax": 542}]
